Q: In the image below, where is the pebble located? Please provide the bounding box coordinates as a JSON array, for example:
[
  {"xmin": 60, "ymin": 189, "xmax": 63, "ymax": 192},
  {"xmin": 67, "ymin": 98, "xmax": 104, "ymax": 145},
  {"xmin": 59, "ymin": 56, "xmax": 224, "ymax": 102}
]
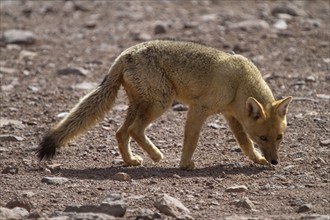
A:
[
  {"xmin": 172, "ymin": 104, "xmax": 188, "ymax": 111},
  {"xmin": 320, "ymin": 139, "xmax": 330, "ymax": 146},
  {"xmin": 2, "ymin": 166, "xmax": 18, "ymax": 174},
  {"xmin": 207, "ymin": 123, "xmax": 221, "ymax": 129},
  {"xmin": 229, "ymin": 20, "xmax": 269, "ymax": 31},
  {"xmin": 154, "ymin": 21, "xmax": 167, "ymax": 35},
  {"xmin": 0, "ymin": 67, "xmax": 18, "ymax": 74},
  {"xmin": 57, "ymin": 112, "xmax": 69, "ymax": 118},
  {"xmin": 298, "ymin": 203, "xmax": 313, "ymax": 213},
  {"xmin": 271, "ymin": 5, "xmax": 298, "ymax": 17},
  {"xmin": 65, "ymin": 193, "xmax": 127, "ymax": 217},
  {"xmin": 0, "ymin": 207, "xmax": 21, "ymax": 219},
  {"xmin": 3, "ymin": 29, "xmax": 36, "ymax": 44},
  {"xmin": 53, "ymin": 212, "xmax": 116, "ymax": 220},
  {"xmin": 136, "ymin": 208, "xmax": 161, "ymax": 220},
  {"xmin": 57, "ymin": 67, "xmax": 89, "ymax": 76},
  {"xmin": 41, "ymin": 176, "xmax": 69, "ymax": 185},
  {"xmin": 74, "ymin": 82, "xmax": 98, "ymax": 90},
  {"xmin": 5, "ymin": 197, "xmax": 33, "ymax": 211},
  {"xmin": 234, "ymin": 197, "xmax": 255, "ymax": 210},
  {"xmin": 0, "ymin": 118, "xmax": 25, "ymax": 129},
  {"xmin": 301, "ymin": 214, "xmax": 330, "ymax": 220},
  {"xmin": 0, "ymin": 135, "xmax": 24, "ymax": 142},
  {"xmin": 154, "ymin": 193, "xmax": 192, "ymax": 219},
  {"xmin": 225, "ymin": 185, "xmax": 248, "ymax": 193},
  {"xmin": 19, "ymin": 50, "xmax": 37, "ymax": 61},
  {"xmin": 273, "ymin": 20, "xmax": 288, "ymax": 30},
  {"xmin": 113, "ymin": 172, "xmax": 131, "ymax": 181},
  {"xmin": 316, "ymin": 94, "xmax": 330, "ymax": 100}
]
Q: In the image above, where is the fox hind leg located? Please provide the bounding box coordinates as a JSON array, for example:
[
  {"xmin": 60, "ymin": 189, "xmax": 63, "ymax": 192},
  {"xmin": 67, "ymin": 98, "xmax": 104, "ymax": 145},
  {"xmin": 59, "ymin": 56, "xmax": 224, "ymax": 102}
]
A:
[
  {"xmin": 128, "ymin": 100, "xmax": 173, "ymax": 163},
  {"xmin": 115, "ymin": 104, "xmax": 144, "ymax": 166}
]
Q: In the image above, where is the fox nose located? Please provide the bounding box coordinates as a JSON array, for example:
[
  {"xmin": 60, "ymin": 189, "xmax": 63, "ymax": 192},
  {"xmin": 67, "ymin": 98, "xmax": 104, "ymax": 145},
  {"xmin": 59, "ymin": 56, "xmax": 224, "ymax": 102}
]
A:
[{"xmin": 271, "ymin": 160, "xmax": 278, "ymax": 165}]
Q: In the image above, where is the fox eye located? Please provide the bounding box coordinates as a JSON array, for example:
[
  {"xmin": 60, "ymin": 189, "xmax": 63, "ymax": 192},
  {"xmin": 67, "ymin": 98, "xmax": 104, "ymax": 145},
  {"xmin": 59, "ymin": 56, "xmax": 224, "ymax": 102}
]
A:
[
  {"xmin": 277, "ymin": 134, "xmax": 283, "ymax": 140},
  {"xmin": 259, "ymin": 136, "xmax": 268, "ymax": 141}
]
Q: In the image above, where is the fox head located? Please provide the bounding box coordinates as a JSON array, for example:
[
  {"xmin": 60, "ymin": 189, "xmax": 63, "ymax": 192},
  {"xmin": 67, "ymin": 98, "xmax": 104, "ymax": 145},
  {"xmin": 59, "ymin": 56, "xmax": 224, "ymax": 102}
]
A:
[{"xmin": 243, "ymin": 96, "xmax": 292, "ymax": 165}]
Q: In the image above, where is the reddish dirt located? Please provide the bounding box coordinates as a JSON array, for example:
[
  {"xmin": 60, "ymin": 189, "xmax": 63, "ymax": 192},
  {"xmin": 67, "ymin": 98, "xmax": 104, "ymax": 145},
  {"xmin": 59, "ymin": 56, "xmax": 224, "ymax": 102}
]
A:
[{"xmin": 0, "ymin": 1, "xmax": 329, "ymax": 219}]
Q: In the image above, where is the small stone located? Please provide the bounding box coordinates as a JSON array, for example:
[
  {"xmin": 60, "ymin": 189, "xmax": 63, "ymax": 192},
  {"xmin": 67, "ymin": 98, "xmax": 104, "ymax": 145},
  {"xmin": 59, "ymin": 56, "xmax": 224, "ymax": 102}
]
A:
[
  {"xmin": 0, "ymin": 135, "xmax": 24, "ymax": 142},
  {"xmin": 57, "ymin": 112, "xmax": 69, "ymax": 118},
  {"xmin": 41, "ymin": 176, "xmax": 69, "ymax": 185},
  {"xmin": 305, "ymin": 76, "xmax": 316, "ymax": 82},
  {"xmin": 316, "ymin": 94, "xmax": 330, "ymax": 100},
  {"xmin": 3, "ymin": 29, "xmax": 36, "ymax": 44},
  {"xmin": 136, "ymin": 208, "xmax": 161, "ymax": 220},
  {"xmin": 0, "ymin": 118, "xmax": 25, "ymax": 128},
  {"xmin": 57, "ymin": 67, "xmax": 89, "ymax": 76},
  {"xmin": 154, "ymin": 193, "xmax": 192, "ymax": 219},
  {"xmin": 113, "ymin": 172, "xmax": 131, "ymax": 181},
  {"xmin": 0, "ymin": 207, "xmax": 21, "ymax": 220},
  {"xmin": 229, "ymin": 20, "xmax": 269, "ymax": 31},
  {"xmin": 271, "ymin": 5, "xmax": 298, "ymax": 17},
  {"xmin": 0, "ymin": 67, "xmax": 18, "ymax": 74},
  {"xmin": 298, "ymin": 203, "xmax": 313, "ymax": 213},
  {"xmin": 301, "ymin": 214, "xmax": 330, "ymax": 220},
  {"xmin": 225, "ymin": 185, "xmax": 248, "ymax": 193},
  {"xmin": 74, "ymin": 82, "xmax": 97, "ymax": 90},
  {"xmin": 19, "ymin": 50, "xmax": 37, "ymax": 61},
  {"xmin": 273, "ymin": 20, "xmax": 287, "ymax": 30},
  {"xmin": 6, "ymin": 197, "xmax": 33, "ymax": 211},
  {"xmin": 113, "ymin": 104, "xmax": 128, "ymax": 111},
  {"xmin": 172, "ymin": 174, "xmax": 181, "ymax": 179},
  {"xmin": 154, "ymin": 21, "xmax": 167, "ymax": 35},
  {"xmin": 2, "ymin": 166, "xmax": 18, "ymax": 174},
  {"xmin": 172, "ymin": 104, "xmax": 188, "ymax": 111},
  {"xmin": 207, "ymin": 123, "xmax": 221, "ymax": 129},
  {"xmin": 11, "ymin": 207, "xmax": 29, "ymax": 218},
  {"xmin": 235, "ymin": 197, "xmax": 255, "ymax": 210},
  {"xmin": 320, "ymin": 139, "xmax": 330, "ymax": 146}
]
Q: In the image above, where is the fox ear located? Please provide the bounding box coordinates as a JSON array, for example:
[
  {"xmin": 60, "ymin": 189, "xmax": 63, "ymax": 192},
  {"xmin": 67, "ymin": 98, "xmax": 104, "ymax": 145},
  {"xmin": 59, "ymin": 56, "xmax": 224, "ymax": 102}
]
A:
[
  {"xmin": 275, "ymin": 96, "xmax": 292, "ymax": 117},
  {"xmin": 246, "ymin": 97, "xmax": 265, "ymax": 120}
]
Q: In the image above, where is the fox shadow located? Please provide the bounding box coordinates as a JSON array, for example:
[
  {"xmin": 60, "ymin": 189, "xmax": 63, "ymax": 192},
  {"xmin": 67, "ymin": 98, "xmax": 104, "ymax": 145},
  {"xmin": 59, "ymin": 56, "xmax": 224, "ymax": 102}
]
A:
[{"xmin": 53, "ymin": 163, "xmax": 270, "ymax": 180}]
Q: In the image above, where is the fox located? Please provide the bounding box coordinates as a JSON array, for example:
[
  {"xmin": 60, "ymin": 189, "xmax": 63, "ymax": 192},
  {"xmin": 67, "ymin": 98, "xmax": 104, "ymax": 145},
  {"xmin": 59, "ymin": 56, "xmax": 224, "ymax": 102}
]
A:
[{"xmin": 37, "ymin": 40, "xmax": 292, "ymax": 169}]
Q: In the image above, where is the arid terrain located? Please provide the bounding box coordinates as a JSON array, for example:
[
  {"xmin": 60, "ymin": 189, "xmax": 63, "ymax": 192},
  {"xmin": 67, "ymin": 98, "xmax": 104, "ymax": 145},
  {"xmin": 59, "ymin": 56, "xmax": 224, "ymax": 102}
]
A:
[{"xmin": 0, "ymin": 1, "xmax": 329, "ymax": 219}]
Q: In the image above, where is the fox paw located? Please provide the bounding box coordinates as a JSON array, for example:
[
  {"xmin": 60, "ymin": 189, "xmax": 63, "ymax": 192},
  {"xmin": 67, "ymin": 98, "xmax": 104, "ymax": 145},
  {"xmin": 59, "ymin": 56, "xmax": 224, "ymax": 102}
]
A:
[
  {"xmin": 151, "ymin": 151, "xmax": 164, "ymax": 163},
  {"xmin": 179, "ymin": 160, "xmax": 195, "ymax": 170},
  {"xmin": 125, "ymin": 155, "xmax": 143, "ymax": 166},
  {"xmin": 253, "ymin": 156, "xmax": 269, "ymax": 165}
]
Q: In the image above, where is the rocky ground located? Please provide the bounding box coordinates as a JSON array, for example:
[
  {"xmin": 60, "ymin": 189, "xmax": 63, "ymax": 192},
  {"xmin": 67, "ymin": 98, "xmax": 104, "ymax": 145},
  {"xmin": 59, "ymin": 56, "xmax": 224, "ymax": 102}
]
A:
[{"xmin": 0, "ymin": 0, "xmax": 329, "ymax": 219}]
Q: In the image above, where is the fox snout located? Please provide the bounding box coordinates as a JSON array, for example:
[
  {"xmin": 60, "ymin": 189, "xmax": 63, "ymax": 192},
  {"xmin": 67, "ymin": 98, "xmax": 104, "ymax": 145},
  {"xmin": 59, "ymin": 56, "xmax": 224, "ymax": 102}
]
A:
[{"xmin": 261, "ymin": 147, "xmax": 279, "ymax": 165}]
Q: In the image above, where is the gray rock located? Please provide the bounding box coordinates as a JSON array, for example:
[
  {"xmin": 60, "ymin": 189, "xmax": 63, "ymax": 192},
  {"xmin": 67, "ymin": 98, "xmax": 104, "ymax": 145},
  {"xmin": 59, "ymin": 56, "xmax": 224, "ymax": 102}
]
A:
[
  {"xmin": 0, "ymin": 135, "xmax": 24, "ymax": 142},
  {"xmin": 301, "ymin": 214, "xmax": 330, "ymax": 220},
  {"xmin": 6, "ymin": 197, "xmax": 33, "ymax": 211},
  {"xmin": 154, "ymin": 21, "xmax": 167, "ymax": 35},
  {"xmin": 19, "ymin": 50, "xmax": 37, "ymax": 61},
  {"xmin": 41, "ymin": 176, "xmax": 69, "ymax": 185},
  {"xmin": 3, "ymin": 29, "xmax": 36, "ymax": 44},
  {"xmin": 52, "ymin": 211, "xmax": 115, "ymax": 220},
  {"xmin": 298, "ymin": 203, "xmax": 313, "ymax": 213},
  {"xmin": 11, "ymin": 207, "xmax": 29, "ymax": 218},
  {"xmin": 229, "ymin": 20, "xmax": 269, "ymax": 31},
  {"xmin": 273, "ymin": 20, "xmax": 288, "ymax": 30},
  {"xmin": 235, "ymin": 197, "xmax": 255, "ymax": 210},
  {"xmin": 271, "ymin": 5, "xmax": 298, "ymax": 17},
  {"xmin": 207, "ymin": 123, "xmax": 221, "ymax": 129},
  {"xmin": 113, "ymin": 172, "xmax": 131, "ymax": 181},
  {"xmin": 64, "ymin": 193, "xmax": 127, "ymax": 217},
  {"xmin": 136, "ymin": 208, "xmax": 161, "ymax": 220},
  {"xmin": 57, "ymin": 67, "xmax": 89, "ymax": 76},
  {"xmin": 74, "ymin": 82, "xmax": 98, "ymax": 90},
  {"xmin": 172, "ymin": 104, "xmax": 188, "ymax": 111},
  {"xmin": 2, "ymin": 166, "xmax": 18, "ymax": 174},
  {"xmin": 320, "ymin": 139, "xmax": 330, "ymax": 146},
  {"xmin": 154, "ymin": 193, "xmax": 193, "ymax": 219},
  {"xmin": 0, "ymin": 207, "xmax": 21, "ymax": 220},
  {"xmin": 0, "ymin": 67, "xmax": 18, "ymax": 74},
  {"xmin": 225, "ymin": 185, "xmax": 248, "ymax": 193}
]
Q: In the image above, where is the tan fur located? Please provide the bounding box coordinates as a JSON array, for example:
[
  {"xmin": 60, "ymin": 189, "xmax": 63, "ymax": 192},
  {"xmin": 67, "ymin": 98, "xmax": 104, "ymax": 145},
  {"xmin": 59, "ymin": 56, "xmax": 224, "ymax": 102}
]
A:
[{"xmin": 37, "ymin": 40, "xmax": 292, "ymax": 169}]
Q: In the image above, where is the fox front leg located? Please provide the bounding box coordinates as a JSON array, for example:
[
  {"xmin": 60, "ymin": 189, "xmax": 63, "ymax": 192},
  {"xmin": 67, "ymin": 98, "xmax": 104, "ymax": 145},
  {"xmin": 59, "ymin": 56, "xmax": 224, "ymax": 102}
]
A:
[
  {"xmin": 224, "ymin": 115, "xmax": 268, "ymax": 165},
  {"xmin": 180, "ymin": 106, "xmax": 208, "ymax": 170}
]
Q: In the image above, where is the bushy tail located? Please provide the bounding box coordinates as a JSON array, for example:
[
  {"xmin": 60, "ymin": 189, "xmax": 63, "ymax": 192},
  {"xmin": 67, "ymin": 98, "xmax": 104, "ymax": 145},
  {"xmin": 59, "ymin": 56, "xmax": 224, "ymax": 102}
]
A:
[{"xmin": 37, "ymin": 58, "xmax": 124, "ymax": 160}]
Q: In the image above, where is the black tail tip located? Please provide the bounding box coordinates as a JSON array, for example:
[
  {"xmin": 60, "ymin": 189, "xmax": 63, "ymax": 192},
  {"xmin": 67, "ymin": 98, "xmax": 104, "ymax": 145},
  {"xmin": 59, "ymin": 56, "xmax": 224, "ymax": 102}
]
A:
[{"xmin": 36, "ymin": 133, "xmax": 57, "ymax": 161}]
